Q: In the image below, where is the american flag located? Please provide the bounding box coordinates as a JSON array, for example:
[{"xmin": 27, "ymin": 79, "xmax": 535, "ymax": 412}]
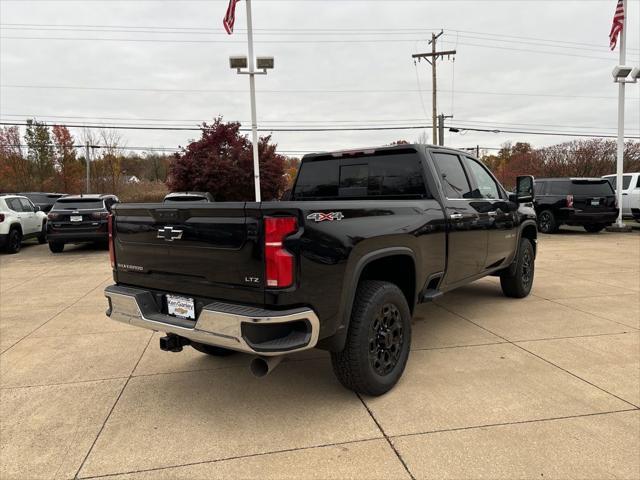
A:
[
  {"xmin": 223, "ymin": 0, "xmax": 240, "ymax": 35},
  {"xmin": 609, "ymin": 0, "xmax": 625, "ymax": 51}
]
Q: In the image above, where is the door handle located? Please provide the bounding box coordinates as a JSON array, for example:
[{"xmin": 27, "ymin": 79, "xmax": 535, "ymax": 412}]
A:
[{"xmin": 450, "ymin": 213, "xmax": 464, "ymax": 220}]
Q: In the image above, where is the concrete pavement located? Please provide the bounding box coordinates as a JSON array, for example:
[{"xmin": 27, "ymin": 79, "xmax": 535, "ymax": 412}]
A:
[{"xmin": 1, "ymin": 230, "xmax": 638, "ymax": 479}]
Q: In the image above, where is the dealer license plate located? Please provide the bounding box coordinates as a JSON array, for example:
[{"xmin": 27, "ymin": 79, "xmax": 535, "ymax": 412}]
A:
[
  {"xmin": 590, "ymin": 199, "xmax": 600, "ymax": 206},
  {"xmin": 70, "ymin": 215, "xmax": 83, "ymax": 222},
  {"xmin": 167, "ymin": 294, "xmax": 195, "ymax": 320}
]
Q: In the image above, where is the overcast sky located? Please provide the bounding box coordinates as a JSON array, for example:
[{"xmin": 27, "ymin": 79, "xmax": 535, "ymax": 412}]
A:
[{"xmin": 1, "ymin": 0, "xmax": 639, "ymax": 157}]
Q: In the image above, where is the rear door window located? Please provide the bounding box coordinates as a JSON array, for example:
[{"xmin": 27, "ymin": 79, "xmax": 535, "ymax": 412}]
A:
[
  {"xmin": 432, "ymin": 152, "xmax": 472, "ymax": 199},
  {"xmin": 534, "ymin": 182, "xmax": 546, "ymax": 196},
  {"xmin": 5, "ymin": 198, "xmax": 23, "ymax": 212},
  {"xmin": 293, "ymin": 152, "xmax": 429, "ymax": 200},
  {"xmin": 606, "ymin": 175, "xmax": 632, "ymax": 190},
  {"xmin": 547, "ymin": 181, "xmax": 570, "ymax": 195},
  {"xmin": 570, "ymin": 181, "xmax": 615, "ymax": 196}
]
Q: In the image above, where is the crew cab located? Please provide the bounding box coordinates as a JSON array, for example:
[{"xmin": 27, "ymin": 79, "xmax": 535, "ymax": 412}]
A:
[
  {"xmin": 533, "ymin": 178, "xmax": 618, "ymax": 233},
  {"xmin": 0, "ymin": 194, "xmax": 48, "ymax": 253},
  {"xmin": 47, "ymin": 194, "xmax": 119, "ymax": 253},
  {"xmin": 104, "ymin": 145, "xmax": 537, "ymax": 395}
]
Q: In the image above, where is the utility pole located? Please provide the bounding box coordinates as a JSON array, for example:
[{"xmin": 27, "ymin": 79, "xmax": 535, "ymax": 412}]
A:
[
  {"xmin": 412, "ymin": 31, "xmax": 456, "ymax": 144},
  {"xmin": 85, "ymin": 142, "xmax": 90, "ymax": 194}
]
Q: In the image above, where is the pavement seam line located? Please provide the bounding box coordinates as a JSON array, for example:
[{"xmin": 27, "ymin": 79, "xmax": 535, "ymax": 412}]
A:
[
  {"xmin": 389, "ymin": 407, "xmax": 639, "ymax": 440},
  {"xmin": 545, "ymin": 297, "xmax": 640, "ymax": 331},
  {"xmin": 437, "ymin": 303, "xmax": 640, "ymax": 410},
  {"xmin": 356, "ymin": 392, "xmax": 416, "ymax": 480},
  {"xmin": 75, "ymin": 437, "xmax": 385, "ymax": 480},
  {"xmin": 73, "ymin": 332, "xmax": 154, "ymax": 480}
]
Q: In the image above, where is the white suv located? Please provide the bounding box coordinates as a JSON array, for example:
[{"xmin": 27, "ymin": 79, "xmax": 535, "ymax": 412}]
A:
[
  {"xmin": 0, "ymin": 195, "xmax": 48, "ymax": 254},
  {"xmin": 603, "ymin": 173, "xmax": 640, "ymax": 223}
]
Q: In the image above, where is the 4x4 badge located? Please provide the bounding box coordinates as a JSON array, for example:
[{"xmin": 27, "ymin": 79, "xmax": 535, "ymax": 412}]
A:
[{"xmin": 307, "ymin": 212, "xmax": 344, "ymax": 223}]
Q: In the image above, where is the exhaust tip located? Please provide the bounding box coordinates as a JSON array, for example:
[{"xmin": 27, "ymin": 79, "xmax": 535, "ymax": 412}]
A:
[
  {"xmin": 250, "ymin": 355, "xmax": 283, "ymax": 378},
  {"xmin": 250, "ymin": 357, "xmax": 269, "ymax": 378}
]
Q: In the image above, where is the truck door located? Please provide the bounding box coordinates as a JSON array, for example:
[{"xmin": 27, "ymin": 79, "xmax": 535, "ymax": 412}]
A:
[
  {"xmin": 462, "ymin": 156, "xmax": 518, "ymax": 269},
  {"xmin": 431, "ymin": 152, "xmax": 489, "ymax": 287}
]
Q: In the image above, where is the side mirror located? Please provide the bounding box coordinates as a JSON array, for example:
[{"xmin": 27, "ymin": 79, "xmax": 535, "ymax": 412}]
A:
[
  {"xmin": 34, "ymin": 205, "xmax": 41, "ymax": 212},
  {"xmin": 515, "ymin": 175, "xmax": 535, "ymax": 203}
]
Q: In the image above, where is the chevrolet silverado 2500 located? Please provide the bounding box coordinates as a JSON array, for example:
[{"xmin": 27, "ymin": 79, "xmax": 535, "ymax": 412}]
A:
[{"xmin": 104, "ymin": 144, "xmax": 537, "ymax": 395}]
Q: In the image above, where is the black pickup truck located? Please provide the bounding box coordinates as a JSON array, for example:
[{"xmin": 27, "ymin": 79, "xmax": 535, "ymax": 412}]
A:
[{"xmin": 105, "ymin": 145, "xmax": 537, "ymax": 395}]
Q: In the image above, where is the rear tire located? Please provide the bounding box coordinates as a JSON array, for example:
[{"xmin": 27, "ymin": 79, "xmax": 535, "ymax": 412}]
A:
[
  {"xmin": 48, "ymin": 241, "xmax": 64, "ymax": 253},
  {"xmin": 584, "ymin": 224, "xmax": 605, "ymax": 233},
  {"xmin": 5, "ymin": 228, "xmax": 22, "ymax": 254},
  {"xmin": 330, "ymin": 280, "xmax": 411, "ymax": 396},
  {"xmin": 190, "ymin": 342, "xmax": 236, "ymax": 357},
  {"xmin": 537, "ymin": 210, "xmax": 558, "ymax": 234},
  {"xmin": 500, "ymin": 238, "xmax": 535, "ymax": 298}
]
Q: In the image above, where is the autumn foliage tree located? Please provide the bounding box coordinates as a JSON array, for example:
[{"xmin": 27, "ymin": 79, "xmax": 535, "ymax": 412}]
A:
[
  {"xmin": 52, "ymin": 125, "xmax": 83, "ymax": 193},
  {"xmin": 168, "ymin": 118, "xmax": 286, "ymax": 201}
]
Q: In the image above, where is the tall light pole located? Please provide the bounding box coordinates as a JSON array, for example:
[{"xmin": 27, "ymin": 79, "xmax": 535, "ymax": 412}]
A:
[
  {"xmin": 228, "ymin": 0, "xmax": 273, "ymax": 203},
  {"xmin": 609, "ymin": 0, "xmax": 638, "ymax": 231}
]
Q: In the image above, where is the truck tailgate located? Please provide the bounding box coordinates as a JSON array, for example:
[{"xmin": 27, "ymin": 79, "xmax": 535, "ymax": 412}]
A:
[{"xmin": 112, "ymin": 202, "xmax": 264, "ymax": 304}]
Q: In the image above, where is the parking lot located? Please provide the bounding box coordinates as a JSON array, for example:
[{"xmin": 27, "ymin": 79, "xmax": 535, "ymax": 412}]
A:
[{"xmin": 1, "ymin": 229, "xmax": 638, "ymax": 480}]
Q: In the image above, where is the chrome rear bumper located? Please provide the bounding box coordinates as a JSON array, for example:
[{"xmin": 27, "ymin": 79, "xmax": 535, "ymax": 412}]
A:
[{"xmin": 104, "ymin": 285, "xmax": 320, "ymax": 356}]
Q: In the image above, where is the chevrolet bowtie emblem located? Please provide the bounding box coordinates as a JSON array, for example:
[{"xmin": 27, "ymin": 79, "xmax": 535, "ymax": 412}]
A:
[{"xmin": 157, "ymin": 226, "xmax": 183, "ymax": 242}]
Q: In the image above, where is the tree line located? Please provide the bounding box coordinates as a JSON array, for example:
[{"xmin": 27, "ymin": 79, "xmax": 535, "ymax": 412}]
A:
[{"xmin": 2, "ymin": 118, "xmax": 639, "ymax": 201}]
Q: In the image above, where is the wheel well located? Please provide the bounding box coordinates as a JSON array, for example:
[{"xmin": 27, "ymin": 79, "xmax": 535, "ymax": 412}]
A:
[
  {"xmin": 9, "ymin": 223, "xmax": 22, "ymax": 235},
  {"xmin": 521, "ymin": 224, "xmax": 537, "ymax": 256},
  {"xmin": 358, "ymin": 255, "xmax": 416, "ymax": 312}
]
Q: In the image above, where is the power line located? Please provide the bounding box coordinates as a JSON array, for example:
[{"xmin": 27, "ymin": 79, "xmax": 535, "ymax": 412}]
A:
[
  {"xmin": 4, "ymin": 113, "xmax": 631, "ymax": 131},
  {"xmin": 2, "ymin": 121, "xmax": 638, "ymax": 139},
  {"xmin": 4, "ymin": 84, "xmax": 636, "ymax": 101}
]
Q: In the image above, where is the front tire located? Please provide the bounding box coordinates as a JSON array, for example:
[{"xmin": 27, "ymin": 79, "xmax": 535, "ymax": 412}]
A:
[
  {"xmin": 500, "ymin": 238, "xmax": 535, "ymax": 298},
  {"xmin": 331, "ymin": 280, "xmax": 411, "ymax": 396},
  {"xmin": 48, "ymin": 241, "xmax": 64, "ymax": 253},
  {"xmin": 190, "ymin": 342, "xmax": 236, "ymax": 357},
  {"xmin": 537, "ymin": 210, "xmax": 558, "ymax": 234},
  {"xmin": 584, "ymin": 224, "xmax": 605, "ymax": 233},
  {"xmin": 5, "ymin": 229, "xmax": 22, "ymax": 254}
]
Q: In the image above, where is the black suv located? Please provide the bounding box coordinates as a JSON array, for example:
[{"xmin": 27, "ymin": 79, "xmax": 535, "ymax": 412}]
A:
[
  {"xmin": 18, "ymin": 192, "xmax": 67, "ymax": 213},
  {"xmin": 533, "ymin": 178, "xmax": 618, "ymax": 233},
  {"xmin": 47, "ymin": 194, "xmax": 119, "ymax": 252}
]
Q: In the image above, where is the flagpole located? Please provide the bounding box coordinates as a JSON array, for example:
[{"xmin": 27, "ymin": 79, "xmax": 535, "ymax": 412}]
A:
[
  {"xmin": 245, "ymin": 0, "xmax": 261, "ymax": 202},
  {"xmin": 614, "ymin": 0, "xmax": 627, "ymax": 228}
]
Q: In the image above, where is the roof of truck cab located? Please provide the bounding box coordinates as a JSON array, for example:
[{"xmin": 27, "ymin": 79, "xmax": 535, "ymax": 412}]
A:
[
  {"xmin": 535, "ymin": 177, "xmax": 608, "ymax": 182},
  {"xmin": 301, "ymin": 144, "xmax": 476, "ymax": 161}
]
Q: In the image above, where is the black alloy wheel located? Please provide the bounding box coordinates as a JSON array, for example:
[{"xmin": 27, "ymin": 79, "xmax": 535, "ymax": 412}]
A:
[{"xmin": 368, "ymin": 303, "xmax": 404, "ymax": 376}]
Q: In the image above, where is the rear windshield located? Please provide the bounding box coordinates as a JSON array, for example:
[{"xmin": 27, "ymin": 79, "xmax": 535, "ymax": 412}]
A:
[
  {"xmin": 570, "ymin": 180, "xmax": 614, "ymax": 196},
  {"xmin": 292, "ymin": 152, "xmax": 429, "ymax": 200},
  {"xmin": 54, "ymin": 199, "xmax": 105, "ymax": 210}
]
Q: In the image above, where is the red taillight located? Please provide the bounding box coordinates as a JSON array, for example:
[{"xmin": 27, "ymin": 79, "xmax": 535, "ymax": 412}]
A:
[
  {"xmin": 566, "ymin": 195, "xmax": 574, "ymax": 208},
  {"xmin": 0, "ymin": 213, "xmax": 4, "ymax": 223},
  {"xmin": 264, "ymin": 216, "xmax": 297, "ymax": 288},
  {"xmin": 92, "ymin": 212, "xmax": 109, "ymax": 220},
  {"xmin": 47, "ymin": 212, "xmax": 59, "ymax": 220},
  {"xmin": 108, "ymin": 214, "xmax": 115, "ymax": 269}
]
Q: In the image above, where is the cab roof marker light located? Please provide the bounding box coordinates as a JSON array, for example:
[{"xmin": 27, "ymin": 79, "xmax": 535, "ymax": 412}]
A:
[{"xmin": 331, "ymin": 149, "xmax": 376, "ymax": 158}]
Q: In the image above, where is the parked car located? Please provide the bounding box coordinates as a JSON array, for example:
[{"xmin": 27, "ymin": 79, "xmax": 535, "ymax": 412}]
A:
[
  {"xmin": 0, "ymin": 194, "xmax": 48, "ymax": 253},
  {"xmin": 163, "ymin": 192, "xmax": 214, "ymax": 203},
  {"xmin": 602, "ymin": 173, "xmax": 640, "ymax": 222},
  {"xmin": 104, "ymin": 144, "xmax": 538, "ymax": 395},
  {"xmin": 17, "ymin": 192, "xmax": 67, "ymax": 213},
  {"xmin": 47, "ymin": 194, "xmax": 119, "ymax": 253},
  {"xmin": 533, "ymin": 177, "xmax": 618, "ymax": 233}
]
